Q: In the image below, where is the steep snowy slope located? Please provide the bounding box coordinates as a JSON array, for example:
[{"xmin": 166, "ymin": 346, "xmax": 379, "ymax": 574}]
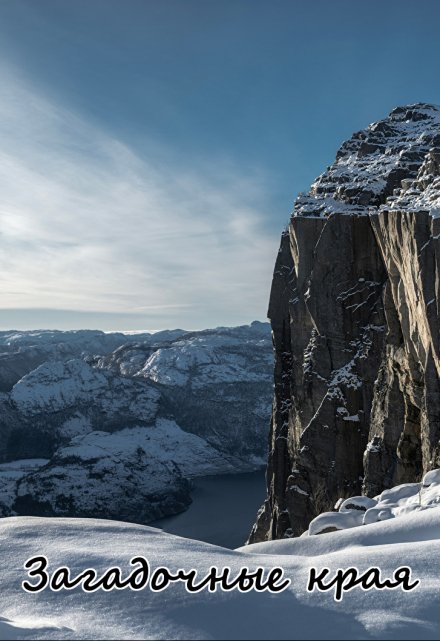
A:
[
  {"xmin": 1, "ymin": 358, "xmax": 161, "ymax": 462},
  {"xmin": 1, "ymin": 488, "xmax": 440, "ymax": 640},
  {"xmin": 10, "ymin": 359, "xmax": 160, "ymax": 420}
]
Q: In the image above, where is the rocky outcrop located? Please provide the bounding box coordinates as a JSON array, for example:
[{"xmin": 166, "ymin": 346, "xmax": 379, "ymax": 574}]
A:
[{"xmin": 250, "ymin": 103, "xmax": 440, "ymax": 541}]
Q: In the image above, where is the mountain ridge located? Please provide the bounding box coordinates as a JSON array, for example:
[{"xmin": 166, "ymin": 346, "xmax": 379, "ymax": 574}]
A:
[{"xmin": 0, "ymin": 322, "xmax": 272, "ymax": 523}]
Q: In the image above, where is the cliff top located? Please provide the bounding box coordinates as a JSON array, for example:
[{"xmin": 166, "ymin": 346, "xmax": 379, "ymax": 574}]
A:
[{"xmin": 293, "ymin": 103, "xmax": 440, "ymax": 218}]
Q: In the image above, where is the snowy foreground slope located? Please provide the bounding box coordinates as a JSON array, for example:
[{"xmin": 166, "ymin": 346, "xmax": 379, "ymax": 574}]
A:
[{"xmin": 1, "ymin": 504, "xmax": 440, "ymax": 640}]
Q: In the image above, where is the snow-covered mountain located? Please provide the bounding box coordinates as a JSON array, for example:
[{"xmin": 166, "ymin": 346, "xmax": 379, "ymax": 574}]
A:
[
  {"xmin": 1, "ymin": 471, "xmax": 440, "ymax": 639},
  {"xmin": 0, "ymin": 322, "xmax": 272, "ymax": 523},
  {"xmin": 92, "ymin": 321, "xmax": 272, "ymax": 457},
  {"xmin": 0, "ymin": 329, "xmax": 148, "ymax": 393}
]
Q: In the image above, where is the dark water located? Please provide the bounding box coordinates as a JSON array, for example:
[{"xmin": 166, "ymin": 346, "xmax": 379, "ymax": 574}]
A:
[{"xmin": 150, "ymin": 469, "xmax": 266, "ymax": 549}]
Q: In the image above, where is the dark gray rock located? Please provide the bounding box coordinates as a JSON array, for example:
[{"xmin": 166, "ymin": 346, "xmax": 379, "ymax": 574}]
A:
[{"xmin": 250, "ymin": 103, "xmax": 440, "ymax": 542}]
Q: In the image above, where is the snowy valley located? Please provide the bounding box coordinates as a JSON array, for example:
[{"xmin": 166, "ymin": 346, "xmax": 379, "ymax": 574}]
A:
[{"xmin": 0, "ymin": 322, "xmax": 272, "ymax": 525}]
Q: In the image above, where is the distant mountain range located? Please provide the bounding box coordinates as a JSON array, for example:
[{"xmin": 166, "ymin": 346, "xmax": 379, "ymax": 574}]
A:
[{"xmin": 0, "ymin": 321, "xmax": 272, "ymax": 523}]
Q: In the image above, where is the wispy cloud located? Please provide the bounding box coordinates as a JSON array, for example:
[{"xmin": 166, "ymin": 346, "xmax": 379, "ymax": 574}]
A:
[{"xmin": 0, "ymin": 63, "xmax": 279, "ymax": 329}]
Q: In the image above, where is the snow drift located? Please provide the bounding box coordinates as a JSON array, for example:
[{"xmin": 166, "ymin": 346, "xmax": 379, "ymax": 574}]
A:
[{"xmin": 1, "ymin": 473, "xmax": 440, "ymax": 640}]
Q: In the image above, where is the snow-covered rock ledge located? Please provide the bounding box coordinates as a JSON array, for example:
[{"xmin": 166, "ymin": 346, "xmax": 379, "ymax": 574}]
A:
[{"xmin": 307, "ymin": 468, "xmax": 440, "ymax": 536}]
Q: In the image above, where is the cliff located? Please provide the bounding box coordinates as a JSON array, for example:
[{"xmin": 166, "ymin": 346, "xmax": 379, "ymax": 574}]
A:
[{"xmin": 250, "ymin": 103, "xmax": 440, "ymax": 541}]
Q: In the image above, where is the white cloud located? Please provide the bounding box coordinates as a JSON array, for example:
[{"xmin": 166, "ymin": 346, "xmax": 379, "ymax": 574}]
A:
[{"xmin": 0, "ymin": 64, "xmax": 279, "ymax": 329}]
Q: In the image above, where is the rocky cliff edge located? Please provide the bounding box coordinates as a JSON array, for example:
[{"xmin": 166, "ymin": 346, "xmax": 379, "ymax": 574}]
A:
[{"xmin": 250, "ymin": 103, "xmax": 440, "ymax": 541}]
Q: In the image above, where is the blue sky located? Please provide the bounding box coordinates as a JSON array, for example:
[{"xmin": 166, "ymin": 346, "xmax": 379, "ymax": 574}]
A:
[{"xmin": 1, "ymin": 0, "xmax": 440, "ymax": 330}]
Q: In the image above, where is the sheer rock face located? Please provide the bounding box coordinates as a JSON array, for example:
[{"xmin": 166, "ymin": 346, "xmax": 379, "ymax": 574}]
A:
[{"xmin": 249, "ymin": 103, "xmax": 440, "ymax": 542}]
